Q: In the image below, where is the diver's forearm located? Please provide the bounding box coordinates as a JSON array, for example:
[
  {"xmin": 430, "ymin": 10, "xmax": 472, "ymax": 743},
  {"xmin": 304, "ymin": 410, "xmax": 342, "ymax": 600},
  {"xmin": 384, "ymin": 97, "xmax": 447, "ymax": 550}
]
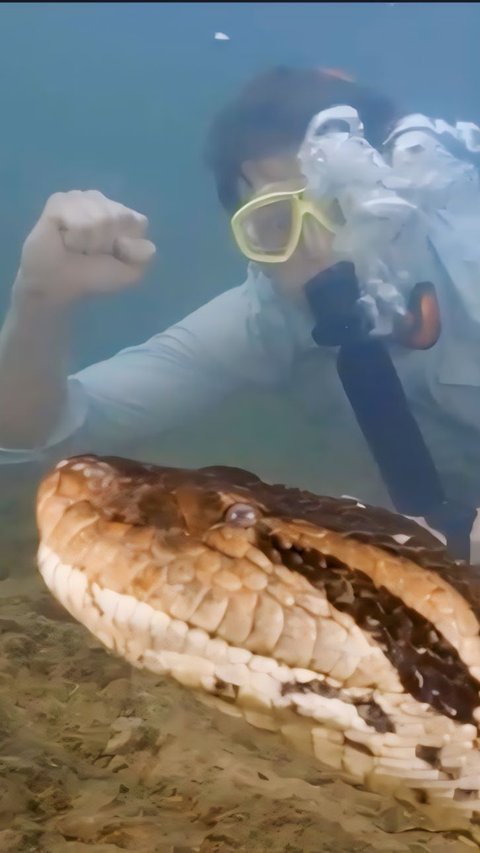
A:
[{"xmin": 0, "ymin": 277, "xmax": 71, "ymax": 448}]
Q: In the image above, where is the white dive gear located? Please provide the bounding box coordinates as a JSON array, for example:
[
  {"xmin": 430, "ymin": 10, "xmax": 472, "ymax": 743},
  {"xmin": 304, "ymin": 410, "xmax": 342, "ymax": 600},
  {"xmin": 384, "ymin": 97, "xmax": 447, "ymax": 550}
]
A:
[{"xmin": 298, "ymin": 104, "xmax": 480, "ymax": 339}]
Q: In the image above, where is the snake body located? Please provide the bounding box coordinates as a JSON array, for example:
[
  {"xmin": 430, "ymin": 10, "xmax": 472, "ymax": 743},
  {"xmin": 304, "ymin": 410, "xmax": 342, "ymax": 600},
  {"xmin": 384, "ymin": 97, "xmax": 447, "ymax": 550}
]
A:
[{"xmin": 35, "ymin": 454, "xmax": 480, "ymax": 828}]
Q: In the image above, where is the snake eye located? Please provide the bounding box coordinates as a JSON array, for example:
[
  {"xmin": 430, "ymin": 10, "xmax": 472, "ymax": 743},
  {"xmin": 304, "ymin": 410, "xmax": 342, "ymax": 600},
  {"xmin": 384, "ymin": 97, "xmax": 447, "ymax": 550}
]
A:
[{"xmin": 224, "ymin": 502, "xmax": 259, "ymax": 528}]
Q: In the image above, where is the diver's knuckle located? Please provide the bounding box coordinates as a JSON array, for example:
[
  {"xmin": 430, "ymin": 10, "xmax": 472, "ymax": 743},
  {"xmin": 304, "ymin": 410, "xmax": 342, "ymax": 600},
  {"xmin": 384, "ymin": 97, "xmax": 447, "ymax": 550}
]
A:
[
  {"xmin": 44, "ymin": 191, "xmax": 71, "ymax": 214},
  {"xmin": 113, "ymin": 207, "xmax": 148, "ymax": 234},
  {"xmin": 84, "ymin": 189, "xmax": 107, "ymax": 202}
]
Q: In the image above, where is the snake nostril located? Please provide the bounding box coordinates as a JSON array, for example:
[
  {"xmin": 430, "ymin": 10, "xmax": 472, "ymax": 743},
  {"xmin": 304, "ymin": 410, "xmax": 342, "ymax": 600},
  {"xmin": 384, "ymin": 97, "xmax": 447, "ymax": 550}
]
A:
[{"xmin": 224, "ymin": 502, "xmax": 259, "ymax": 528}]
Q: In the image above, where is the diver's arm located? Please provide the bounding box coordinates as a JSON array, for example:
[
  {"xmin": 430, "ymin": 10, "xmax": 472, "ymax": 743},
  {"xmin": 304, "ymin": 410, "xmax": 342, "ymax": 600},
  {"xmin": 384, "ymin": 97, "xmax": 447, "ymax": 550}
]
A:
[
  {"xmin": 0, "ymin": 273, "xmax": 275, "ymax": 465},
  {"xmin": 0, "ymin": 193, "xmax": 286, "ymax": 466},
  {"xmin": 60, "ymin": 282, "xmax": 271, "ymax": 458},
  {"xmin": 0, "ymin": 285, "xmax": 72, "ymax": 448},
  {"xmin": 0, "ymin": 190, "xmax": 156, "ymax": 453}
]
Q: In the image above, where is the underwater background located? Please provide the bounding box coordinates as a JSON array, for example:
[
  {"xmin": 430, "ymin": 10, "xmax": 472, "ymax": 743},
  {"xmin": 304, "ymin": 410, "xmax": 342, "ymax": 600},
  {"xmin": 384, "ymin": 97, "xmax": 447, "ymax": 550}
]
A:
[{"xmin": 1, "ymin": 3, "xmax": 480, "ymax": 850}]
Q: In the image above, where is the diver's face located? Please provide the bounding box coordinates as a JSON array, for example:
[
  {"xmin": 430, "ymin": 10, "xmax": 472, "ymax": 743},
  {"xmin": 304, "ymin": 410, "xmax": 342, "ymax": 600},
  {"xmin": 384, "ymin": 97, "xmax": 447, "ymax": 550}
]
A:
[{"xmin": 239, "ymin": 153, "xmax": 334, "ymax": 295}]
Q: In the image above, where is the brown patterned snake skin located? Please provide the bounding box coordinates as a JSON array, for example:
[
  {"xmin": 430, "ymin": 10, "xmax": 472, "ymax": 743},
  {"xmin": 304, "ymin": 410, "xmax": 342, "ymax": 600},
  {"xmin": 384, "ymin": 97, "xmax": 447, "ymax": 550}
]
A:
[{"xmin": 35, "ymin": 454, "xmax": 480, "ymax": 830}]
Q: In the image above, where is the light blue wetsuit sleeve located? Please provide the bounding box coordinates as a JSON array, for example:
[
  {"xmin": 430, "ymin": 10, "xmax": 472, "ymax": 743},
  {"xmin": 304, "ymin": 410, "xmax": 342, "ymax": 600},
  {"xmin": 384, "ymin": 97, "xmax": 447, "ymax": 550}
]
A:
[{"xmin": 0, "ymin": 277, "xmax": 289, "ymax": 465}]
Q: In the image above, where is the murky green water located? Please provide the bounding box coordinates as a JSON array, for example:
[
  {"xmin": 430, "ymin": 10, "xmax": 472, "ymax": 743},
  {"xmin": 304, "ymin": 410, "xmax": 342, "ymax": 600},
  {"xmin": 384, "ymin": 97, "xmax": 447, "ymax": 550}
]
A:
[{"xmin": 2, "ymin": 2, "xmax": 480, "ymax": 849}]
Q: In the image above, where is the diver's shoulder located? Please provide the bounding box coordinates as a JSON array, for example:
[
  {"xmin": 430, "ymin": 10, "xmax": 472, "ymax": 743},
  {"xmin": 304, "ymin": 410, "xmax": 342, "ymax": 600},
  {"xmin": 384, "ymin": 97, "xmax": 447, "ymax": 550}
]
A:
[
  {"xmin": 158, "ymin": 269, "xmax": 257, "ymax": 344},
  {"xmin": 173, "ymin": 265, "xmax": 273, "ymax": 325}
]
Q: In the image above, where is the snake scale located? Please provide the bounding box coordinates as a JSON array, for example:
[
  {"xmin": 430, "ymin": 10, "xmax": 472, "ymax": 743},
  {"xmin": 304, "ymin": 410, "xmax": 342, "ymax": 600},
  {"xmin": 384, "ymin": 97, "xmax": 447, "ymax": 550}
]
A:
[{"xmin": 35, "ymin": 454, "xmax": 480, "ymax": 831}]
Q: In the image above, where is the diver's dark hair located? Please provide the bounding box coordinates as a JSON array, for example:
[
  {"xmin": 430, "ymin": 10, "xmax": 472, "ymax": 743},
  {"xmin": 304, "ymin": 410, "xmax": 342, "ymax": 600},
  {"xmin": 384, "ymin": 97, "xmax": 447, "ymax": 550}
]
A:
[{"xmin": 204, "ymin": 66, "xmax": 401, "ymax": 213}]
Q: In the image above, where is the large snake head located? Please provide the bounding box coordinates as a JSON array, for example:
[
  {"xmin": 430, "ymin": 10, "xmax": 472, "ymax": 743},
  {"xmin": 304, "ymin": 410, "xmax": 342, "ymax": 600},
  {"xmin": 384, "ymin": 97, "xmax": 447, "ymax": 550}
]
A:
[{"xmin": 36, "ymin": 454, "xmax": 480, "ymax": 823}]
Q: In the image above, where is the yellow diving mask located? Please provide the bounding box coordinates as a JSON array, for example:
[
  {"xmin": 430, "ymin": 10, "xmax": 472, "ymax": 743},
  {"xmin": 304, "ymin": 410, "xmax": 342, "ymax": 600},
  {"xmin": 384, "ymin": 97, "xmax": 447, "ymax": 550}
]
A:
[{"xmin": 230, "ymin": 179, "xmax": 338, "ymax": 264}]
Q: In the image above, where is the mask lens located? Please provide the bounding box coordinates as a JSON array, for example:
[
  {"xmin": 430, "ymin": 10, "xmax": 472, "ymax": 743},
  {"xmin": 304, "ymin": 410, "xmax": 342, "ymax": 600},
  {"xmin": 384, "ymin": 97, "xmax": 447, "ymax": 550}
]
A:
[{"xmin": 240, "ymin": 197, "xmax": 295, "ymax": 256}]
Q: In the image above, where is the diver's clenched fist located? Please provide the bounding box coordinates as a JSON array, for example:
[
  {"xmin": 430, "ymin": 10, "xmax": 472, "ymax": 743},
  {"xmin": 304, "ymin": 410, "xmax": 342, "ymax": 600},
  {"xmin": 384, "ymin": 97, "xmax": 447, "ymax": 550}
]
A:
[{"xmin": 14, "ymin": 190, "xmax": 157, "ymax": 304}]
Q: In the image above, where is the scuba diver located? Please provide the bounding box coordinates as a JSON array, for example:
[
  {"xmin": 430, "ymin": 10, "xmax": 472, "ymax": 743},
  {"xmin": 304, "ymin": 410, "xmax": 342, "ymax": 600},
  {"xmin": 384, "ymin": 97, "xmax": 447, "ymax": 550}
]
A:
[{"xmin": 1, "ymin": 66, "xmax": 480, "ymax": 561}]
